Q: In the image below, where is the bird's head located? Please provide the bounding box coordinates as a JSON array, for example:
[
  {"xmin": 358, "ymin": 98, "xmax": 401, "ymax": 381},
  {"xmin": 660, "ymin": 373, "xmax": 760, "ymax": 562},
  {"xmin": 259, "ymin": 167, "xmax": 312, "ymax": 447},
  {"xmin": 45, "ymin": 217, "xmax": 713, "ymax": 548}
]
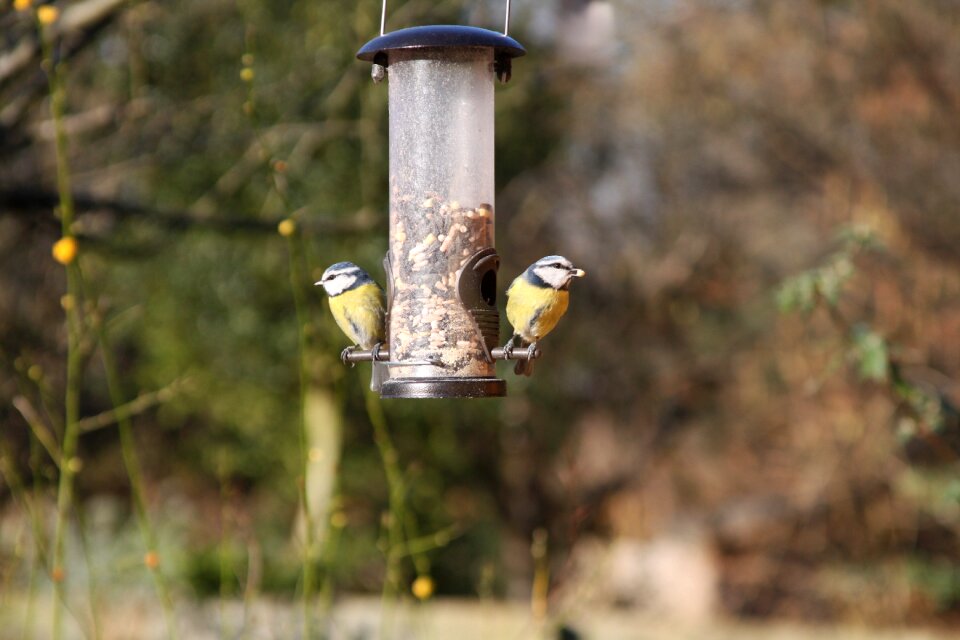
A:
[
  {"xmin": 526, "ymin": 255, "xmax": 586, "ymax": 290},
  {"xmin": 315, "ymin": 262, "xmax": 372, "ymax": 296}
]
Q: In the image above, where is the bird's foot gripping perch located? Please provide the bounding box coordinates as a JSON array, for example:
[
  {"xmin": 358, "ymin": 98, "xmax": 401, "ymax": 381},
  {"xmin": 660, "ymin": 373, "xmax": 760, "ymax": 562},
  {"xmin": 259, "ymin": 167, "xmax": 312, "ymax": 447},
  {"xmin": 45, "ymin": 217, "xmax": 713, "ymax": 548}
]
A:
[
  {"xmin": 525, "ymin": 342, "xmax": 540, "ymax": 361},
  {"xmin": 492, "ymin": 339, "xmax": 541, "ymax": 376},
  {"xmin": 341, "ymin": 346, "xmax": 359, "ymax": 367},
  {"xmin": 341, "ymin": 343, "xmax": 390, "ymax": 366}
]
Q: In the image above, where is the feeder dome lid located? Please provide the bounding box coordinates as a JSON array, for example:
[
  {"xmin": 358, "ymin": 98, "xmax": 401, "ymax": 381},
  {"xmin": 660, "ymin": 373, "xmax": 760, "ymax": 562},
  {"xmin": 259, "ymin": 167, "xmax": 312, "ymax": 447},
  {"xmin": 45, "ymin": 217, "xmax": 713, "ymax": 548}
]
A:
[{"xmin": 357, "ymin": 25, "xmax": 526, "ymax": 62}]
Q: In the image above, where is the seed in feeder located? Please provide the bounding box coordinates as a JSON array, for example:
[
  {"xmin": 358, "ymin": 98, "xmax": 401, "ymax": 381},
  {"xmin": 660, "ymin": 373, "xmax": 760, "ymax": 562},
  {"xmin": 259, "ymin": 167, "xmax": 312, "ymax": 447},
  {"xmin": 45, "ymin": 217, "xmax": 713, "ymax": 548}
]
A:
[
  {"xmin": 449, "ymin": 201, "xmax": 460, "ymax": 211},
  {"xmin": 457, "ymin": 340, "xmax": 473, "ymax": 349},
  {"xmin": 435, "ymin": 280, "xmax": 447, "ymax": 291},
  {"xmin": 396, "ymin": 231, "xmax": 406, "ymax": 243},
  {"xmin": 421, "ymin": 198, "xmax": 434, "ymax": 209},
  {"xmin": 461, "ymin": 249, "xmax": 470, "ymax": 257},
  {"xmin": 459, "ymin": 224, "xmax": 468, "ymax": 233},
  {"xmin": 440, "ymin": 227, "xmax": 459, "ymax": 253},
  {"xmin": 477, "ymin": 203, "xmax": 493, "ymax": 217},
  {"xmin": 423, "ymin": 233, "xmax": 437, "ymax": 247}
]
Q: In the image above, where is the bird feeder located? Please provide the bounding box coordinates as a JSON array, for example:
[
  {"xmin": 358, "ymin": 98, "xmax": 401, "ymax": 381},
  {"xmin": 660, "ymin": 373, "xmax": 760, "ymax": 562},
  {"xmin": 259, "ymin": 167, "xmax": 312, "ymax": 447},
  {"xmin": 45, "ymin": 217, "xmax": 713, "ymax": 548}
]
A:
[{"xmin": 352, "ymin": 8, "xmax": 527, "ymax": 398}]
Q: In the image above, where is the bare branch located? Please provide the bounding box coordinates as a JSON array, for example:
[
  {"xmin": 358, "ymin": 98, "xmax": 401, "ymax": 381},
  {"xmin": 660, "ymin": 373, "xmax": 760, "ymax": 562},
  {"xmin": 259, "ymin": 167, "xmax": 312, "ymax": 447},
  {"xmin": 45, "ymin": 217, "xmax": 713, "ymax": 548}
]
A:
[
  {"xmin": 77, "ymin": 378, "xmax": 190, "ymax": 434},
  {"xmin": 12, "ymin": 395, "xmax": 62, "ymax": 466}
]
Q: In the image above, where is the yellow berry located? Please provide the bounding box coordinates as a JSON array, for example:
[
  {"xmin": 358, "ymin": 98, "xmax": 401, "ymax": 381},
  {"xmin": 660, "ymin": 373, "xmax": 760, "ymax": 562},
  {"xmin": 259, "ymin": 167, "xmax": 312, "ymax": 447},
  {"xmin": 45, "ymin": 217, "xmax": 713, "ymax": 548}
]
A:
[
  {"xmin": 277, "ymin": 218, "xmax": 296, "ymax": 237},
  {"xmin": 52, "ymin": 236, "xmax": 77, "ymax": 265},
  {"xmin": 66, "ymin": 457, "xmax": 83, "ymax": 473},
  {"xmin": 37, "ymin": 4, "xmax": 59, "ymax": 24},
  {"xmin": 60, "ymin": 294, "xmax": 75, "ymax": 310},
  {"xmin": 240, "ymin": 67, "xmax": 254, "ymax": 82},
  {"xmin": 144, "ymin": 551, "xmax": 160, "ymax": 570},
  {"xmin": 411, "ymin": 576, "xmax": 434, "ymax": 600},
  {"xmin": 330, "ymin": 511, "xmax": 348, "ymax": 529},
  {"xmin": 14, "ymin": 0, "xmax": 33, "ymax": 11}
]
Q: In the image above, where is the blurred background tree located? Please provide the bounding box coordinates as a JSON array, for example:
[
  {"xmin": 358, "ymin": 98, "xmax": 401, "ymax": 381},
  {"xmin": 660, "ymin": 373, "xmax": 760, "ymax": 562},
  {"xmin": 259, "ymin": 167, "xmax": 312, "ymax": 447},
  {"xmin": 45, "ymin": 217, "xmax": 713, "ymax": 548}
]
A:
[{"xmin": 2, "ymin": 0, "xmax": 960, "ymax": 633}]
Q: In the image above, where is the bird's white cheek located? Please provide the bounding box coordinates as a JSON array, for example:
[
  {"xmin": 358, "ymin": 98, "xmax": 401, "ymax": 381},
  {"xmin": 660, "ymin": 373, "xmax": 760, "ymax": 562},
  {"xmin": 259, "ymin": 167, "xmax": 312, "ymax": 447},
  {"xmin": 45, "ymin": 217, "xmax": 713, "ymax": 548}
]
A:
[
  {"xmin": 534, "ymin": 267, "xmax": 566, "ymax": 289},
  {"xmin": 325, "ymin": 275, "xmax": 357, "ymax": 296}
]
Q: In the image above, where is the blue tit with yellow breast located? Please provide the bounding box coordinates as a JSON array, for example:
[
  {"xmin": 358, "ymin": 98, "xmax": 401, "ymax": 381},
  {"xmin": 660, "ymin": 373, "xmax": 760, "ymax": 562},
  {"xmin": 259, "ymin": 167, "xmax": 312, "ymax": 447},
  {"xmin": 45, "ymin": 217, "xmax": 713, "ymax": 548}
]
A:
[
  {"xmin": 505, "ymin": 255, "xmax": 585, "ymax": 376},
  {"xmin": 316, "ymin": 261, "xmax": 386, "ymax": 390}
]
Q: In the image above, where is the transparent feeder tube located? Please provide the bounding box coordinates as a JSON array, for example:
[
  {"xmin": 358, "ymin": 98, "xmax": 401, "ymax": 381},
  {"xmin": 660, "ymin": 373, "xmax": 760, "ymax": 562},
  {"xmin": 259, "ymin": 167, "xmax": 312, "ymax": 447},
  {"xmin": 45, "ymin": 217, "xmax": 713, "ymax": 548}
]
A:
[{"xmin": 387, "ymin": 48, "xmax": 496, "ymax": 380}]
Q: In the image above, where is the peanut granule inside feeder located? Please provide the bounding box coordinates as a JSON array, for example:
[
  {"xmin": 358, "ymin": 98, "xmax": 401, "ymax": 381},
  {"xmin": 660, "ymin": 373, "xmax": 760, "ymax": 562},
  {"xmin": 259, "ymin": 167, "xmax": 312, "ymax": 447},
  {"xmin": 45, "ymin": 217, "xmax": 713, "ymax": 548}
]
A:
[{"xmin": 390, "ymin": 188, "xmax": 494, "ymax": 375}]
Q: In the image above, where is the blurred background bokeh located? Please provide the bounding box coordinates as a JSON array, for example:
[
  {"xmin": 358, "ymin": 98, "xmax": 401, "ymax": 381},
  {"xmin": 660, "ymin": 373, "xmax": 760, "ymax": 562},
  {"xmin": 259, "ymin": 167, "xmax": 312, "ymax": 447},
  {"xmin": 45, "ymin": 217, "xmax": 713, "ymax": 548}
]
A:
[{"xmin": 2, "ymin": 0, "xmax": 960, "ymax": 637}]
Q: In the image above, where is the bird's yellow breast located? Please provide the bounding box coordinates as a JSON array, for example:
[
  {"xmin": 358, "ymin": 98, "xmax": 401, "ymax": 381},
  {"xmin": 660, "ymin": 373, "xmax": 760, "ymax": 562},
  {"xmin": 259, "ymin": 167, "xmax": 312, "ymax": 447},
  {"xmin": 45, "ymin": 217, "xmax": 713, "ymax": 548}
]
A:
[
  {"xmin": 506, "ymin": 277, "xmax": 569, "ymax": 342},
  {"xmin": 328, "ymin": 282, "xmax": 385, "ymax": 349}
]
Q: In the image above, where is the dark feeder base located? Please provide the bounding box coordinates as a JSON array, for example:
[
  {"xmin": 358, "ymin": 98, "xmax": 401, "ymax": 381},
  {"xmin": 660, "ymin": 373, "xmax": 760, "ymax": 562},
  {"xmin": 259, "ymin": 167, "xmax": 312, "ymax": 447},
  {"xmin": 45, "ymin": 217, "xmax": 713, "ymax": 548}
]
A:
[{"xmin": 380, "ymin": 377, "xmax": 507, "ymax": 399}]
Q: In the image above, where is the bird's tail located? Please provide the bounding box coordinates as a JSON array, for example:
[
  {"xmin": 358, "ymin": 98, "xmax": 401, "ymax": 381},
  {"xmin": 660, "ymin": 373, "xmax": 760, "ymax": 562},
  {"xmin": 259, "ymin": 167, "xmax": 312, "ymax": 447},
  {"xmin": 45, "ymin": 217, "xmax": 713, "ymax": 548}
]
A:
[
  {"xmin": 370, "ymin": 362, "xmax": 387, "ymax": 392},
  {"xmin": 513, "ymin": 338, "xmax": 535, "ymax": 377}
]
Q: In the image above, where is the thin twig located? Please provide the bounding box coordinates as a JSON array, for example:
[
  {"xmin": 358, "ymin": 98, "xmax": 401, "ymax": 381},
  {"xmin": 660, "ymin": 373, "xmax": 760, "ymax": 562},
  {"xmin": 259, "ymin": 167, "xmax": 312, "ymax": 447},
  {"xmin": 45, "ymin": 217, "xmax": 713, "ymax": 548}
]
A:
[
  {"xmin": 78, "ymin": 269, "xmax": 179, "ymax": 639},
  {"xmin": 12, "ymin": 396, "xmax": 62, "ymax": 465},
  {"xmin": 286, "ymin": 232, "xmax": 317, "ymax": 638},
  {"xmin": 43, "ymin": 8, "xmax": 83, "ymax": 635},
  {"xmin": 76, "ymin": 378, "xmax": 188, "ymax": 433},
  {"xmin": 0, "ymin": 188, "xmax": 380, "ymax": 237},
  {"xmin": 363, "ymin": 389, "xmax": 407, "ymax": 635}
]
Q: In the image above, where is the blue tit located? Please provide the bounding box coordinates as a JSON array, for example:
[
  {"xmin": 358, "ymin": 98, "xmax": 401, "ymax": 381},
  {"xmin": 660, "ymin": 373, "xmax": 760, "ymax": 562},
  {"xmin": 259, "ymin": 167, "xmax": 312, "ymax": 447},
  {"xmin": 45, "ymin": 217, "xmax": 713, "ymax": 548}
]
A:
[
  {"xmin": 504, "ymin": 255, "xmax": 585, "ymax": 376},
  {"xmin": 315, "ymin": 261, "xmax": 386, "ymax": 390}
]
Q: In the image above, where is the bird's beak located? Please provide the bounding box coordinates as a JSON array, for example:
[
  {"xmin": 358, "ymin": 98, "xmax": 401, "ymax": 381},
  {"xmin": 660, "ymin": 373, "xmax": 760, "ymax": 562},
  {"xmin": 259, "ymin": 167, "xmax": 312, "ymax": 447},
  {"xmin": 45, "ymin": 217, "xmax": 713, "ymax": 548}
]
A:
[
  {"xmin": 314, "ymin": 281, "xmax": 323, "ymax": 286},
  {"xmin": 570, "ymin": 268, "xmax": 586, "ymax": 278}
]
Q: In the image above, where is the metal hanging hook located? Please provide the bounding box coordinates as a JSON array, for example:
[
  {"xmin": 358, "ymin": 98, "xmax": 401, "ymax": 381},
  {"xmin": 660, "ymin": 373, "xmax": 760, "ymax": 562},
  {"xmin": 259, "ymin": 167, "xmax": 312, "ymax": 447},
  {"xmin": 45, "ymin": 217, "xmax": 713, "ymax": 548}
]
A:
[{"xmin": 377, "ymin": 0, "xmax": 512, "ymax": 37}]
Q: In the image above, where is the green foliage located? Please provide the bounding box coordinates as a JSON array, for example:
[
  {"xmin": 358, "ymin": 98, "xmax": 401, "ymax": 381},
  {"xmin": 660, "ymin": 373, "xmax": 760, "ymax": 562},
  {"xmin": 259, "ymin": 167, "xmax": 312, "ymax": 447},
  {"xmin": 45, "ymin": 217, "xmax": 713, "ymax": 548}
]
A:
[
  {"xmin": 850, "ymin": 325, "xmax": 889, "ymax": 383},
  {"xmin": 776, "ymin": 271, "xmax": 818, "ymax": 313},
  {"xmin": 908, "ymin": 557, "xmax": 960, "ymax": 611},
  {"xmin": 775, "ymin": 224, "xmax": 874, "ymax": 314}
]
